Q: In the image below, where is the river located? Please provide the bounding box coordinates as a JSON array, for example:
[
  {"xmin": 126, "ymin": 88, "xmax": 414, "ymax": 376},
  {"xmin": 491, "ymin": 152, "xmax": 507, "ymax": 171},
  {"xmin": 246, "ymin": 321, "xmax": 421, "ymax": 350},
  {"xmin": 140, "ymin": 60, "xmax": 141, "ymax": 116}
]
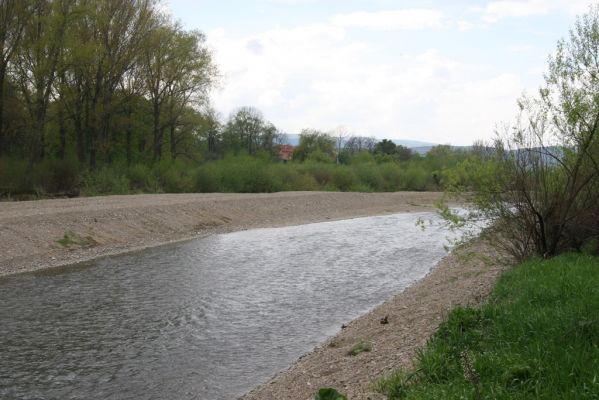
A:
[{"xmin": 0, "ymin": 212, "xmax": 456, "ymax": 400}]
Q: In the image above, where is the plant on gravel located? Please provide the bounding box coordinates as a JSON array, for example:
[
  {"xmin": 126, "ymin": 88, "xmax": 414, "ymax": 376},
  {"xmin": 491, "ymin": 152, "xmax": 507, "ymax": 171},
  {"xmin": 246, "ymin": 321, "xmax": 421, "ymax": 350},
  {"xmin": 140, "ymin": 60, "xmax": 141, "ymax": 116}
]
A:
[
  {"xmin": 347, "ymin": 341, "xmax": 372, "ymax": 356},
  {"xmin": 56, "ymin": 231, "xmax": 97, "ymax": 248},
  {"xmin": 315, "ymin": 388, "xmax": 347, "ymax": 400}
]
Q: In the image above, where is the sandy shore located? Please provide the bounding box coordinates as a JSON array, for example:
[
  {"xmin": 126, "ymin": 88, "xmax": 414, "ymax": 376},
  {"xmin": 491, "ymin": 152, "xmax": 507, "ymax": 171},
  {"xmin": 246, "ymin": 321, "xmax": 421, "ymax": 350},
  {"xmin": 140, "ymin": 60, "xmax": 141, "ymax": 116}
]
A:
[{"xmin": 0, "ymin": 191, "xmax": 443, "ymax": 277}]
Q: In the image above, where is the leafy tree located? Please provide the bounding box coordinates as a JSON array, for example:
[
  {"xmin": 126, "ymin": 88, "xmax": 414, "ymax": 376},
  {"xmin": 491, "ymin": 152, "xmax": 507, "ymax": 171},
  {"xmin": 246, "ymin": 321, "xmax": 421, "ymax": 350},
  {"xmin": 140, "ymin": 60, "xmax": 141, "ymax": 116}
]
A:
[
  {"xmin": 0, "ymin": 0, "xmax": 31, "ymax": 154},
  {"xmin": 13, "ymin": 0, "xmax": 73, "ymax": 162},
  {"xmin": 221, "ymin": 107, "xmax": 280, "ymax": 156},
  {"xmin": 374, "ymin": 138, "xmax": 396, "ymax": 155},
  {"xmin": 446, "ymin": 6, "xmax": 599, "ymax": 259},
  {"xmin": 142, "ymin": 19, "xmax": 215, "ymax": 160},
  {"xmin": 395, "ymin": 144, "xmax": 412, "ymax": 161},
  {"xmin": 344, "ymin": 135, "xmax": 376, "ymax": 154},
  {"xmin": 293, "ymin": 128, "xmax": 335, "ymax": 162}
]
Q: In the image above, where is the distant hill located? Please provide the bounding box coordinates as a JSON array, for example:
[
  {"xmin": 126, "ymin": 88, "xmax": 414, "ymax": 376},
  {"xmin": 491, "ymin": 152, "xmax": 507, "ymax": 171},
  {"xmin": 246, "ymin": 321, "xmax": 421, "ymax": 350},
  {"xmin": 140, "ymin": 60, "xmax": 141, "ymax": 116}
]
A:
[
  {"xmin": 392, "ymin": 139, "xmax": 437, "ymax": 148},
  {"xmin": 279, "ymin": 134, "xmax": 477, "ymax": 155},
  {"xmin": 280, "ymin": 134, "xmax": 439, "ymax": 150},
  {"xmin": 411, "ymin": 145, "xmax": 472, "ymax": 155}
]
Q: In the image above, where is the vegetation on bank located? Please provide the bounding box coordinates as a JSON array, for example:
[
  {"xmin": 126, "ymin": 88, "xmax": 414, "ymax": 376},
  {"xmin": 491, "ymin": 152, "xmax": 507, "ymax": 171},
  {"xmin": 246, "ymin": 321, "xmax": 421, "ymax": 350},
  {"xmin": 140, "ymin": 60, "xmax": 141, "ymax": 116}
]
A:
[
  {"xmin": 0, "ymin": 145, "xmax": 472, "ymax": 198},
  {"xmin": 375, "ymin": 253, "xmax": 599, "ymax": 399},
  {"xmin": 0, "ymin": 1, "xmax": 480, "ymax": 199}
]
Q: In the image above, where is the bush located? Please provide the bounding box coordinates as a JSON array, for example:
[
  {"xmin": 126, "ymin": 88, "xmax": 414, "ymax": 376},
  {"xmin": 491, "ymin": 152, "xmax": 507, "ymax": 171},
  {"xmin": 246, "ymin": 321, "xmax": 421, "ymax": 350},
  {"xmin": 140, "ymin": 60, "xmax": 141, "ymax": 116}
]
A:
[
  {"xmin": 353, "ymin": 163, "xmax": 384, "ymax": 191},
  {"xmin": 29, "ymin": 158, "xmax": 80, "ymax": 195},
  {"xmin": 81, "ymin": 166, "xmax": 130, "ymax": 195},
  {"xmin": 127, "ymin": 164, "xmax": 160, "ymax": 192},
  {"xmin": 195, "ymin": 163, "xmax": 222, "ymax": 192},
  {"xmin": 0, "ymin": 157, "xmax": 33, "ymax": 195},
  {"xmin": 331, "ymin": 167, "xmax": 357, "ymax": 191},
  {"xmin": 153, "ymin": 160, "xmax": 195, "ymax": 193}
]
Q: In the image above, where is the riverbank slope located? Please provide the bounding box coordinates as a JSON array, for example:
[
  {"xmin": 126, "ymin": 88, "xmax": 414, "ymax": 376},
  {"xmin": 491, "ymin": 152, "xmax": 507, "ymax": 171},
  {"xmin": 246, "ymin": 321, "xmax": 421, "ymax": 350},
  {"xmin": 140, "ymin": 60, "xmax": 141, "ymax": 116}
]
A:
[
  {"xmin": 0, "ymin": 191, "xmax": 443, "ymax": 277},
  {"xmin": 241, "ymin": 241, "xmax": 504, "ymax": 400}
]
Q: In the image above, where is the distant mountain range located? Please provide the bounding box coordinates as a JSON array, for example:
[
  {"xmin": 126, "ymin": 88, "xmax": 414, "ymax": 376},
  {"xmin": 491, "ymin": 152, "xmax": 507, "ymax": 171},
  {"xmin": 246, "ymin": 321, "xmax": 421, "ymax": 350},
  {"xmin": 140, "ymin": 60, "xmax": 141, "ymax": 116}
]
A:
[
  {"xmin": 281, "ymin": 133, "xmax": 438, "ymax": 149},
  {"xmin": 280, "ymin": 133, "xmax": 467, "ymax": 154}
]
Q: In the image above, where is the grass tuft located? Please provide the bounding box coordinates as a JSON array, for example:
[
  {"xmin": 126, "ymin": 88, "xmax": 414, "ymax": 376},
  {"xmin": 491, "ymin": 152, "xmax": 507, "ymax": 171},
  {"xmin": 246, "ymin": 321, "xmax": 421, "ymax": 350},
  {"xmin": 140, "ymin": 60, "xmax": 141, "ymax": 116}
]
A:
[{"xmin": 347, "ymin": 341, "xmax": 372, "ymax": 356}]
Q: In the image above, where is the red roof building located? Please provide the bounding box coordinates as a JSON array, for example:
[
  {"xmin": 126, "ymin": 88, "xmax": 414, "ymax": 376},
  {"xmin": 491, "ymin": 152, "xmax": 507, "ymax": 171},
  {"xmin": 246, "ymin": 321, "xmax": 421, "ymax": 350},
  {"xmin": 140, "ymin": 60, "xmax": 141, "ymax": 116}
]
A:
[{"xmin": 279, "ymin": 144, "xmax": 294, "ymax": 162}]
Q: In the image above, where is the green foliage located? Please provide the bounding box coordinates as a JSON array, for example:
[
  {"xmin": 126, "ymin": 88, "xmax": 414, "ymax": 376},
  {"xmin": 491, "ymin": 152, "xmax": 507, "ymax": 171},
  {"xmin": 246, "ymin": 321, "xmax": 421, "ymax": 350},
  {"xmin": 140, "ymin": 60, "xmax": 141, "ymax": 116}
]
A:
[
  {"xmin": 376, "ymin": 254, "xmax": 599, "ymax": 399},
  {"xmin": 440, "ymin": 7, "xmax": 599, "ymax": 260},
  {"xmin": 0, "ymin": 157, "xmax": 32, "ymax": 195},
  {"xmin": 315, "ymin": 388, "xmax": 348, "ymax": 400},
  {"xmin": 56, "ymin": 230, "xmax": 97, "ymax": 248},
  {"xmin": 80, "ymin": 167, "xmax": 131, "ymax": 196},
  {"xmin": 31, "ymin": 158, "xmax": 80, "ymax": 195},
  {"xmin": 348, "ymin": 341, "xmax": 372, "ymax": 356},
  {"xmin": 127, "ymin": 164, "xmax": 160, "ymax": 192},
  {"xmin": 294, "ymin": 129, "xmax": 336, "ymax": 162}
]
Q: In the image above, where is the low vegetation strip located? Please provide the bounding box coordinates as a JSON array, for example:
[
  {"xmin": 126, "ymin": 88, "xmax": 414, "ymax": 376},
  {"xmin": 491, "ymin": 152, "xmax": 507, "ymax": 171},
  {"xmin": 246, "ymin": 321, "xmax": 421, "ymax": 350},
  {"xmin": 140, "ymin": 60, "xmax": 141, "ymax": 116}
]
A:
[{"xmin": 375, "ymin": 253, "xmax": 599, "ymax": 399}]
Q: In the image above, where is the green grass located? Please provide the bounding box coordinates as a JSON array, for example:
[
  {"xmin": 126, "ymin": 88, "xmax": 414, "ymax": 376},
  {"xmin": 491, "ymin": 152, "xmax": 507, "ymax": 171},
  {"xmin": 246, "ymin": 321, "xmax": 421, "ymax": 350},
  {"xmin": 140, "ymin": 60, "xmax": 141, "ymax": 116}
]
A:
[
  {"xmin": 348, "ymin": 341, "xmax": 372, "ymax": 356},
  {"xmin": 56, "ymin": 230, "xmax": 97, "ymax": 248},
  {"xmin": 375, "ymin": 253, "xmax": 599, "ymax": 399}
]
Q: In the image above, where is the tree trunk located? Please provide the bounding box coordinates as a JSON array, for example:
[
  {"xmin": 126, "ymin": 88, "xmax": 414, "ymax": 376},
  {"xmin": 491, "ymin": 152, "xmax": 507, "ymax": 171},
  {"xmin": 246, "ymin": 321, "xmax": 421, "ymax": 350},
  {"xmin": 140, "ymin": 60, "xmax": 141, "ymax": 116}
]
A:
[
  {"xmin": 88, "ymin": 98, "xmax": 98, "ymax": 170},
  {"xmin": 152, "ymin": 101, "xmax": 162, "ymax": 161},
  {"xmin": 126, "ymin": 104, "xmax": 132, "ymax": 167},
  {"xmin": 75, "ymin": 102, "xmax": 85, "ymax": 162},
  {"xmin": 0, "ymin": 67, "xmax": 5, "ymax": 154},
  {"xmin": 170, "ymin": 123, "xmax": 176, "ymax": 159},
  {"xmin": 58, "ymin": 103, "xmax": 66, "ymax": 160}
]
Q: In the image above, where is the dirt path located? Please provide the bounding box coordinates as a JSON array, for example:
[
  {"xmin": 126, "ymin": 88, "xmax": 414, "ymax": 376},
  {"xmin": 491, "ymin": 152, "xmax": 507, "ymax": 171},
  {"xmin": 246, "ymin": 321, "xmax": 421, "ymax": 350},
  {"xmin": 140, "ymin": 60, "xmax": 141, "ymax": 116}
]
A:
[
  {"xmin": 240, "ymin": 242, "xmax": 504, "ymax": 400},
  {"xmin": 0, "ymin": 191, "xmax": 443, "ymax": 277}
]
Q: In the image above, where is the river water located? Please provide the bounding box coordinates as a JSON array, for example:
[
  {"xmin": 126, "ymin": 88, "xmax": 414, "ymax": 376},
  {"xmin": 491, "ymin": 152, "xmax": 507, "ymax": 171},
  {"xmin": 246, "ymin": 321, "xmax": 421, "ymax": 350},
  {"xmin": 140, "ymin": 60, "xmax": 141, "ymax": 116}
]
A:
[{"xmin": 0, "ymin": 212, "xmax": 456, "ymax": 400}]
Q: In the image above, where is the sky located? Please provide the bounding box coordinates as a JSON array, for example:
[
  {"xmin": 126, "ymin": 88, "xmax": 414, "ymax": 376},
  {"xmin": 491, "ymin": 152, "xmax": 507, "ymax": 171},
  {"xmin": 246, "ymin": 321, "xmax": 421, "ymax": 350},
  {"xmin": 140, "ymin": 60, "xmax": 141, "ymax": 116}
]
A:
[{"xmin": 164, "ymin": 0, "xmax": 594, "ymax": 145}]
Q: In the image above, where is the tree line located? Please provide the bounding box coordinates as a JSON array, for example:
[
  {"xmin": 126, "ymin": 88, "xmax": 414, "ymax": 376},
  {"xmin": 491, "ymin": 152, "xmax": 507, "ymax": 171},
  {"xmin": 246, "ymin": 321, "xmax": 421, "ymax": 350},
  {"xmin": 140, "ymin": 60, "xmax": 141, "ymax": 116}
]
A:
[{"xmin": 0, "ymin": 0, "xmax": 217, "ymax": 168}]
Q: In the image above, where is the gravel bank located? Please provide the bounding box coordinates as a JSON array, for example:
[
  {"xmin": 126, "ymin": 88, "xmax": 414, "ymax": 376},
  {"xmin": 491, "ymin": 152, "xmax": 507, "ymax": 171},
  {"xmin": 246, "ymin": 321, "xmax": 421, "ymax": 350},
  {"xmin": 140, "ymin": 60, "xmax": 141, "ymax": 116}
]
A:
[
  {"xmin": 0, "ymin": 191, "xmax": 443, "ymax": 277},
  {"xmin": 240, "ymin": 242, "xmax": 504, "ymax": 400}
]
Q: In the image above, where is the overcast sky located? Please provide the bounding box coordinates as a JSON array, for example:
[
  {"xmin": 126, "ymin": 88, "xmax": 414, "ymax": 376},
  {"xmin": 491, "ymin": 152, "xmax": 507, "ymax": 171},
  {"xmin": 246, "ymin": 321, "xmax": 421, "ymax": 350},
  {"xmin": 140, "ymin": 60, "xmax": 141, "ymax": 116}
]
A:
[{"xmin": 164, "ymin": 0, "xmax": 593, "ymax": 145}]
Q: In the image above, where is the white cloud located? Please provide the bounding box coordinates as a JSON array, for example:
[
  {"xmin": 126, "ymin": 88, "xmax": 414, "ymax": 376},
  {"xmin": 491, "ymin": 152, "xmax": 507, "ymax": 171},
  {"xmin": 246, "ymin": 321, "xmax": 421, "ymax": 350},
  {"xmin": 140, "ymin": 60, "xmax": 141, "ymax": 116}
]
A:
[
  {"xmin": 474, "ymin": 0, "xmax": 591, "ymax": 23},
  {"xmin": 508, "ymin": 44, "xmax": 533, "ymax": 52},
  {"xmin": 207, "ymin": 24, "xmax": 530, "ymax": 145},
  {"xmin": 330, "ymin": 9, "xmax": 446, "ymax": 31}
]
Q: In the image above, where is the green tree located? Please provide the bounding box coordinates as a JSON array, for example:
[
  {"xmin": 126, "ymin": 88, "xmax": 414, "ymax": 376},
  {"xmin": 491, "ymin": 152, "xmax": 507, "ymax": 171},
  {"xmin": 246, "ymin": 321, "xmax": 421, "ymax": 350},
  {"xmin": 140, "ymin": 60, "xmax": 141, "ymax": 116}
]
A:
[
  {"xmin": 293, "ymin": 128, "xmax": 335, "ymax": 162},
  {"xmin": 221, "ymin": 107, "xmax": 280, "ymax": 156},
  {"xmin": 0, "ymin": 0, "xmax": 31, "ymax": 154},
  {"xmin": 13, "ymin": 0, "xmax": 73, "ymax": 162},
  {"xmin": 142, "ymin": 20, "xmax": 216, "ymax": 161},
  {"xmin": 447, "ymin": 5, "xmax": 599, "ymax": 259},
  {"xmin": 374, "ymin": 138, "xmax": 396, "ymax": 155}
]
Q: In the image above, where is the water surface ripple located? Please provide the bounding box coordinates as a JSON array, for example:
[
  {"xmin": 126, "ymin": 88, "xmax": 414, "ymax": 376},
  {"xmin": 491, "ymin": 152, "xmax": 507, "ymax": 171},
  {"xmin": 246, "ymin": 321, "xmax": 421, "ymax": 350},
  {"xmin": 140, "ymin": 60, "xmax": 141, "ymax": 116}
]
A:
[{"xmin": 0, "ymin": 212, "xmax": 454, "ymax": 400}]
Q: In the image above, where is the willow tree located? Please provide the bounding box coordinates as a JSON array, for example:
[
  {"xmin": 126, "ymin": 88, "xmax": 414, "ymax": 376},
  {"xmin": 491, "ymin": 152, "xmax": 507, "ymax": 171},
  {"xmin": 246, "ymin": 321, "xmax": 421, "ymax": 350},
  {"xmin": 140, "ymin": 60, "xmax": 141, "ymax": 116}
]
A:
[
  {"xmin": 142, "ymin": 21, "xmax": 216, "ymax": 161},
  {"xmin": 13, "ymin": 0, "xmax": 73, "ymax": 162},
  {"xmin": 447, "ymin": 5, "xmax": 599, "ymax": 259},
  {"xmin": 0, "ymin": 0, "xmax": 31, "ymax": 154}
]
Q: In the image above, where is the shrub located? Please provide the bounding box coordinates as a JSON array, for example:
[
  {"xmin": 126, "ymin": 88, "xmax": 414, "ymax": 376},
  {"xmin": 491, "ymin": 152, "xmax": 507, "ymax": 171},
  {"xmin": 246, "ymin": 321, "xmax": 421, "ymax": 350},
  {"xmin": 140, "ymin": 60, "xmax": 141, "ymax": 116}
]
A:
[
  {"xmin": 31, "ymin": 158, "xmax": 80, "ymax": 195},
  {"xmin": 81, "ymin": 166, "xmax": 130, "ymax": 195},
  {"xmin": 127, "ymin": 164, "xmax": 160, "ymax": 192},
  {"xmin": 353, "ymin": 162, "xmax": 384, "ymax": 191},
  {"xmin": 0, "ymin": 157, "xmax": 33, "ymax": 195},
  {"xmin": 153, "ymin": 160, "xmax": 195, "ymax": 193}
]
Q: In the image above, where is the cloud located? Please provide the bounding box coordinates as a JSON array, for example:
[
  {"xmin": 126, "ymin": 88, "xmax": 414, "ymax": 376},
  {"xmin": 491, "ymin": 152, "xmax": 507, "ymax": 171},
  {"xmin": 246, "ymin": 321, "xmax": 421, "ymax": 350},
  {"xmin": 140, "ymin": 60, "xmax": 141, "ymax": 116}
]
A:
[
  {"xmin": 330, "ymin": 9, "xmax": 446, "ymax": 31},
  {"xmin": 474, "ymin": 0, "xmax": 591, "ymax": 23},
  {"xmin": 207, "ymin": 23, "xmax": 531, "ymax": 145}
]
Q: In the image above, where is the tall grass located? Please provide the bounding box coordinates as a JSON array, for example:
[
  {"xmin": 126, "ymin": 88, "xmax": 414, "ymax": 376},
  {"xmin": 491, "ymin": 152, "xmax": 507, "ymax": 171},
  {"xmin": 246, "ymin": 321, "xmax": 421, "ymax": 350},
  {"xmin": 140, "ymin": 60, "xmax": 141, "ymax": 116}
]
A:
[{"xmin": 375, "ymin": 253, "xmax": 599, "ymax": 399}]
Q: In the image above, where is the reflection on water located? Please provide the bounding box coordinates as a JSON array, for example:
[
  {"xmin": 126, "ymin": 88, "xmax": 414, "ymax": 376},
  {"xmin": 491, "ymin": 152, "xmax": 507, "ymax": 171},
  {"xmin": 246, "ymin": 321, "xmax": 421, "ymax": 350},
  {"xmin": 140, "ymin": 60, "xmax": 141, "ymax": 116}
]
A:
[{"xmin": 0, "ymin": 212, "xmax": 455, "ymax": 400}]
